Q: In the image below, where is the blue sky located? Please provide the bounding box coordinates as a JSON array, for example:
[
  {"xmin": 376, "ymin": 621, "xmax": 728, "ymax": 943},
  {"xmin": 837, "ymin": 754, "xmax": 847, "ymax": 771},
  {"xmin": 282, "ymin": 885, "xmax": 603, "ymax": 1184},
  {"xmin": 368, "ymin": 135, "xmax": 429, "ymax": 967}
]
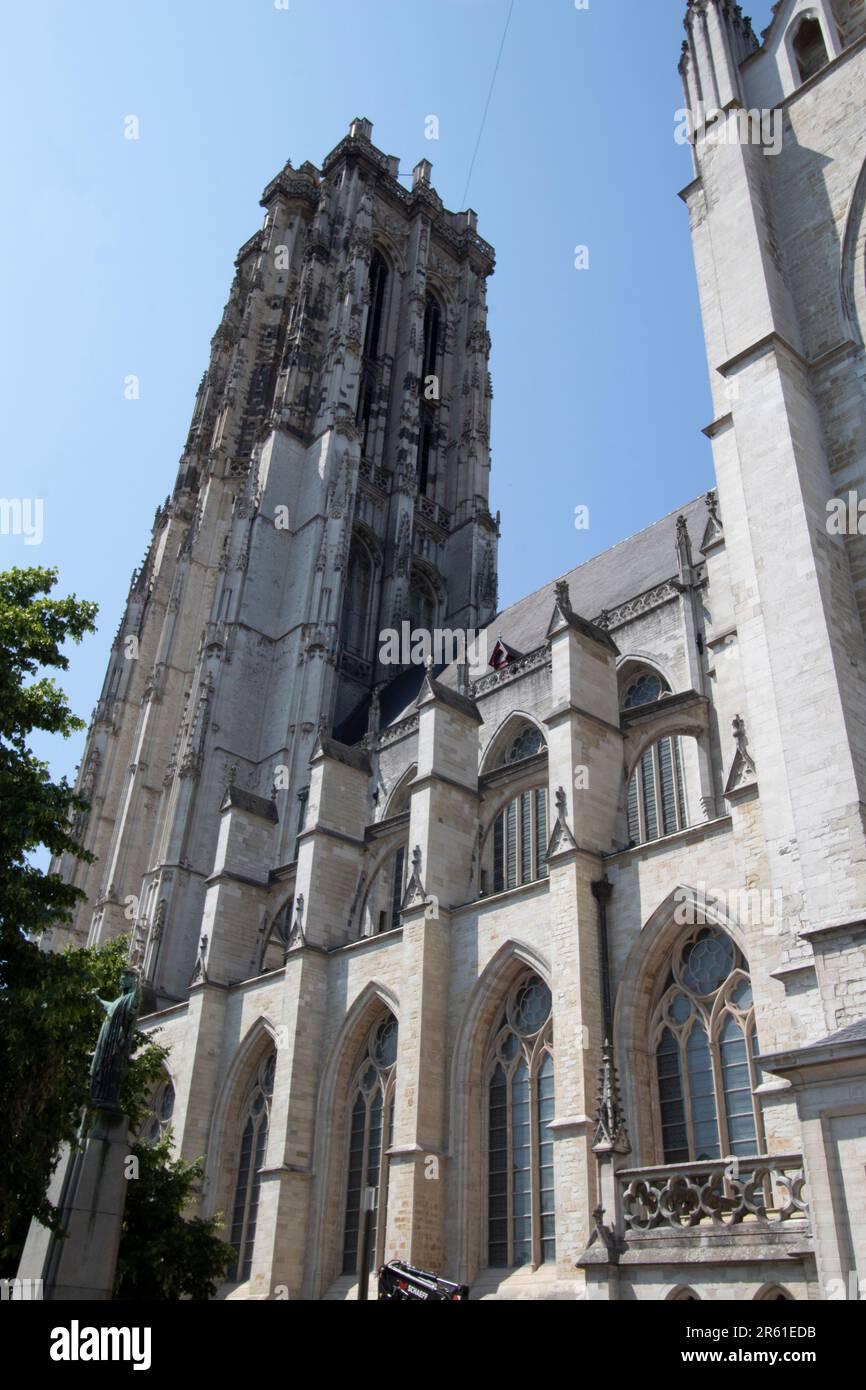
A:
[{"xmin": 1, "ymin": 0, "xmax": 776, "ymax": 798}]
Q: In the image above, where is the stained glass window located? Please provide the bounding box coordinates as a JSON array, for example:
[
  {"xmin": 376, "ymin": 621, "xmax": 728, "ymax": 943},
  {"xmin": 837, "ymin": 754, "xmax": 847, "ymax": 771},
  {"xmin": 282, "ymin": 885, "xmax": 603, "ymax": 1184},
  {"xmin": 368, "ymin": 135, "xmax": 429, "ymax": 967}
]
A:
[
  {"xmin": 622, "ymin": 672, "xmax": 667, "ymax": 709},
  {"xmin": 143, "ymin": 1078, "xmax": 175, "ymax": 1145},
  {"xmin": 506, "ymin": 726, "xmax": 544, "ymax": 763},
  {"xmin": 487, "ymin": 974, "xmax": 555, "ymax": 1269},
  {"xmin": 342, "ymin": 1015, "xmax": 398, "ymax": 1276},
  {"xmin": 652, "ymin": 928, "xmax": 763, "ymax": 1163},
  {"xmin": 229, "ymin": 1052, "xmax": 276, "ymax": 1282}
]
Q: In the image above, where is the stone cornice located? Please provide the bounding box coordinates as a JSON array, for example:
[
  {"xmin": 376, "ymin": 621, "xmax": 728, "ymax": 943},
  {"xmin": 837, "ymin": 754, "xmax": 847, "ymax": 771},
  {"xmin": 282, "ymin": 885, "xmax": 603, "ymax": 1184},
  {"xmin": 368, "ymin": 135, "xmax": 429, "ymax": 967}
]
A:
[
  {"xmin": 409, "ymin": 768, "xmax": 478, "ymax": 799},
  {"xmin": 366, "ymin": 810, "xmax": 410, "ymax": 842},
  {"xmin": 702, "ymin": 411, "xmax": 733, "ymax": 440},
  {"xmin": 295, "ymin": 824, "xmax": 366, "ymax": 850},
  {"xmin": 620, "ymin": 688, "xmax": 707, "ymax": 731},
  {"xmin": 800, "ymin": 915, "xmax": 866, "ymax": 943},
  {"xmin": 451, "ymin": 875, "xmax": 549, "ymax": 916},
  {"xmin": 604, "ymin": 814, "xmax": 733, "ymax": 863},
  {"xmin": 205, "ymin": 868, "xmax": 271, "ymax": 892},
  {"xmin": 479, "ymin": 749, "xmax": 548, "ymax": 793}
]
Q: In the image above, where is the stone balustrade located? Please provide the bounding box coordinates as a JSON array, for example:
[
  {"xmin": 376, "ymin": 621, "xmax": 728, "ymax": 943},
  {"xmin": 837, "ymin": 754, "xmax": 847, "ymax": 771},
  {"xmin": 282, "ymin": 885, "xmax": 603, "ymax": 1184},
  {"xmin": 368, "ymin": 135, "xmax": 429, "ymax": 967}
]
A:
[{"xmin": 618, "ymin": 1154, "xmax": 809, "ymax": 1234}]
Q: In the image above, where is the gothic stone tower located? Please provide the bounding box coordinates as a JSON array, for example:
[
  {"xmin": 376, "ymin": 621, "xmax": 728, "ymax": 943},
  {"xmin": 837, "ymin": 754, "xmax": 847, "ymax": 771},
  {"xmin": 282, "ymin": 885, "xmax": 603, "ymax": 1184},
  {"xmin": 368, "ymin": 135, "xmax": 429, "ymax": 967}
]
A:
[
  {"xmin": 50, "ymin": 119, "xmax": 498, "ymax": 1003},
  {"xmin": 678, "ymin": 0, "xmax": 866, "ymax": 1297},
  {"xmin": 679, "ymin": 0, "xmax": 866, "ymax": 1007}
]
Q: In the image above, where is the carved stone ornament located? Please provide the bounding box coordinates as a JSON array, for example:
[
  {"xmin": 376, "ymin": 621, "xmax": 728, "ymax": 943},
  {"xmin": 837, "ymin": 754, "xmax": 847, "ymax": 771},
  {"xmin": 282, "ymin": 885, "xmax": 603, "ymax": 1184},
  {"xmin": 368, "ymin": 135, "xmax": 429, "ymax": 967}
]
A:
[
  {"xmin": 401, "ymin": 845, "xmax": 427, "ymax": 911},
  {"xmin": 593, "ymin": 1039, "xmax": 631, "ymax": 1155},
  {"xmin": 724, "ymin": 714, "xmax": 758, "ymax": 799},
  {"xmin": 546, "ymin": 786, "xmax": 578, "ymax": 858}
]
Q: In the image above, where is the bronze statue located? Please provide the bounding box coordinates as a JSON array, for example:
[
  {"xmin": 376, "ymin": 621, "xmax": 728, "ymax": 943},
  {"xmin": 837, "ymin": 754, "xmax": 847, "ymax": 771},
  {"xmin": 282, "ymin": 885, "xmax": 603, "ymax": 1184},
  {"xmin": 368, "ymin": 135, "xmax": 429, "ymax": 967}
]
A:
[{"xmin": 89, "ymin": 968, "xmax": 141, "ymax": 1110}]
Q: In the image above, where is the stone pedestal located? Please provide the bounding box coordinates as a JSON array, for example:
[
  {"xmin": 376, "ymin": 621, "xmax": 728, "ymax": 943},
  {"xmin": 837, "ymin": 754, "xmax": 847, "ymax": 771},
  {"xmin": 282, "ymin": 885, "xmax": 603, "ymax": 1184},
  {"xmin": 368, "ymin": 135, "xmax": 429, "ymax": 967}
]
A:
[{"xmin": 15, "ymin": 1108, "xmax": 131, "ymax": 1301}]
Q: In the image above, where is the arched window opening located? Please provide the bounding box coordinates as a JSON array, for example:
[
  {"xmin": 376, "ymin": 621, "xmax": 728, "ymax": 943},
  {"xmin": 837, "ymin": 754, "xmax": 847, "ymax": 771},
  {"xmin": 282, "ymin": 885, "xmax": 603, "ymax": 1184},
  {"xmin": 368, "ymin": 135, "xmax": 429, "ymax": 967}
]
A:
[
  {"xmin": 342, "ymin": 1015, "xmax": 398, "ymax": 1276},
  {"xmin": 360, "ymin": 845, "xmax": 408, "ymax": 937},
  {"xmin": 261, "ymin": 899, "xmax": 292, "ymax": 971},
  {"xmin": 487, "ymin": 974, "xmax": 555, "ymax": 1269},
  {"xmin": 418, "ymin": 293, "xmax": 442, "ymax": 497},
  {"xmin": 379, "ymin": 845, "xmax": 405, "ymax": 934},
  {"xmin": 143, "ymin": 1077, "xmax": 175, "ymax": 1144},
  {"xmin": 793, "ymin": 17, "xmax": 829, "ymax": 83},
  {"xmin": 491, "ymin": 787, "xmax": 549, "ymax": 894},
  {"xmin": 627, "ymin": 736, "xmax": 688, "ymax": 845},
  {"xmin": 384, "ymin": 765, "xmax": 415, "ymax": 819},
  {"xmin": 668, "ymin": 1286, "xmax": 701, "ymax": 1301},
  {"xmin": 408, "ymin": 574, "xmax": 436, "ymax": 637},
  {"xmin": 504, "ymin": 725, "xmax": 545, "ymax": 765},
  {"xmin": 357, "ymin": 250, "xmax": 389, "ymax": 457},
  {"xmin": 341, "ymin": 541, "xmax": 373, "ymax": 656},
  {"xmin": 622, "ymin": 671, "xmax": 670, "ymax": 709},
  {"xmin": 756, "ymin": 1285, "xmax": 795, "ymax": 1301},
  {"xmin": 364, "ymin": 251, "xmax": 388, "ymax": 360},
  {"xmin": 652, "ymin": 927, "xmax": 764, "ymax": 1164},
  {"xmin": 230, "ymin": 1051, "xmax": 276, "ymax": 1282}
]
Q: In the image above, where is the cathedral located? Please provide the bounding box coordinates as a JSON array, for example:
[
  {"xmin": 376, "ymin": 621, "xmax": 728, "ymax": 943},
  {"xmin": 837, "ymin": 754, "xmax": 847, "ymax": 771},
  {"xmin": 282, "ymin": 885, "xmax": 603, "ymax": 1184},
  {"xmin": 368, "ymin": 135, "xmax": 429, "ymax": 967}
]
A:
[{"xmin": 44, "ymin": 0, "xmax": 866, "ymax": 1299}]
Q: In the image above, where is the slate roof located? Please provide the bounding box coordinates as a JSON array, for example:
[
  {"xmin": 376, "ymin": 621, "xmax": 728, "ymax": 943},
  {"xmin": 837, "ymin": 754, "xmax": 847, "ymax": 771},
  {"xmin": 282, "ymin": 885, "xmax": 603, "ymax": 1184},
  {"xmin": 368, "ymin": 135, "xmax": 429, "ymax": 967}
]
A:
[
  {"xmin": 477, "ymin": 495, "xmax": 706, "ymax": 660},
  {"xmin": 334, "ymin": 495, "xmax": 708, "ymax": 742}
]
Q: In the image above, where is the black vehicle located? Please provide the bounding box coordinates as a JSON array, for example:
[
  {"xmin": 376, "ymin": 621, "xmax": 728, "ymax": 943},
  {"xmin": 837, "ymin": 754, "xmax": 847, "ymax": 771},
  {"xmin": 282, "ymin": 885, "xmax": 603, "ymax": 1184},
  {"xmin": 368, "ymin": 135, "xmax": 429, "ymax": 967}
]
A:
[{"xmin": 377, "ymin": 1260, "xmax": 469, "ymax": 1301}]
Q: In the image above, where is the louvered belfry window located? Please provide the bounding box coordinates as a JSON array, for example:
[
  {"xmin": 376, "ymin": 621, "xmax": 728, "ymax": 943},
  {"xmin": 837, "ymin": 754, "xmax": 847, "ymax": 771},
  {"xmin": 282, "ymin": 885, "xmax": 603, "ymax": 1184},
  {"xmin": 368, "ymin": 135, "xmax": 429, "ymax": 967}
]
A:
[
  {"xmin": 627, "ymin": 736, "xmax": 687, "ymax": 845},
  {"xmin": 493, "ymin": 787, "xmax": 548, "ymax": 893}
]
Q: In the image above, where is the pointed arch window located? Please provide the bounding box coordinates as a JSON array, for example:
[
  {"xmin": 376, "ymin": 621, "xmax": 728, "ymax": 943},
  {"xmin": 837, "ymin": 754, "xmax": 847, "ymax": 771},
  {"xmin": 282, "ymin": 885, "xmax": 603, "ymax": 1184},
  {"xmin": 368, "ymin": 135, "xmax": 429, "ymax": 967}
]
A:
[
  {"xmin": 491, "ymin": 787, "xmax": 548, "ymax": 893},
  {"xmin": 408, "ymin": 572, "xmax": 436, "ymax": 637},
  {"xmin": 792, "ymin": 17, "xmax": 829, "ymax": 83},
  {"xmin": 374, "ymin": 844, "xmax": 405, "ymax": 934},
  {"xmin": 342, "ymin": 540, "xmax": 374, "ymax": 656},
  {"xmin": 143, "ymin": 1077, "xmax": 175, "ymax": 1144},
  {"xmin": 487, "ymin": 974, "xmax": 555, "ymax": 1268},
  {"xmin": 229, "ymin": 1051, "xmax": 276, "ymax": 1282},
  {"xmin": 418, "ymin": 292, "xmax": 442, "ymax": 497},
  {"xmin": 342, "ymin": 1015, "xmax": 398, "ymax": 1276},
  {"xmin": 627, "ymin": 736, "xmax": 688, "ymax": 845},
  {"xmin": 357, "ymin": 249, "xmax": 389, "ymax": 458},
  {"xmin": 652, "ymin": 927, "xmax": 764, "ymax": 1163}
]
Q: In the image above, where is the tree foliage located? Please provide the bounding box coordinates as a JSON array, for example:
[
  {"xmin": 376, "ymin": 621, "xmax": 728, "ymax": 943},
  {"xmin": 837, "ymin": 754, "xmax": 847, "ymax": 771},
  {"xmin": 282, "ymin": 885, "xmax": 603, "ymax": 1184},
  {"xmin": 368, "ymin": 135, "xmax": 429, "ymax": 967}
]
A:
[
  {"xmin": 114, "ymin": 1139, "xmax": 234, "ymax": 1301},
  {"xmin": 0, "ymin": 566, "xmax": 231, "ymax": 1296},
  {"xmin": 0, "ymin": 566, "xmax": 97, "ymax": 938},
  {"xmin": 0, "ymin": 933, "xmax": 168, "ymax": 1269}
]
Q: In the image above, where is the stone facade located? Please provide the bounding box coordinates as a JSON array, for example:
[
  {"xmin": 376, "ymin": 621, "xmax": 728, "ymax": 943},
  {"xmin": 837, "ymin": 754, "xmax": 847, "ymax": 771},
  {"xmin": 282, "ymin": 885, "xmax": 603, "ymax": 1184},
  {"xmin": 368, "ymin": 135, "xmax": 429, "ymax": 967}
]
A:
[{"xmin": 40, "ymin": 2, "xmax": 866, "ymax": 1300}]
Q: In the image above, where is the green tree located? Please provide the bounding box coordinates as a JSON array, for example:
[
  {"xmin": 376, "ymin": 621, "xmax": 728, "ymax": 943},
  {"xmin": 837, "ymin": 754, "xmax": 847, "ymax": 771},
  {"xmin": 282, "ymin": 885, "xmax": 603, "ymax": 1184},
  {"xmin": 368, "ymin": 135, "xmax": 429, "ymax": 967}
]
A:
[
  {"xmin": 0, "ymin": 564, "xmax": 102, "ymax": 1265},
  {"xmin": 0, "ymin": 565, "xmax": 231, "ymax": 1297},
  {"xmin": 0, "ymin": 932, "xmax": 169, "ymax": 1269},
  {"xmin": 114, "ymin": 1138, "xmax": 233, "ymax": 1301},
  {"xmin": 0, "ymin": 565, "xmax": 97, "ymax": 940}
]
